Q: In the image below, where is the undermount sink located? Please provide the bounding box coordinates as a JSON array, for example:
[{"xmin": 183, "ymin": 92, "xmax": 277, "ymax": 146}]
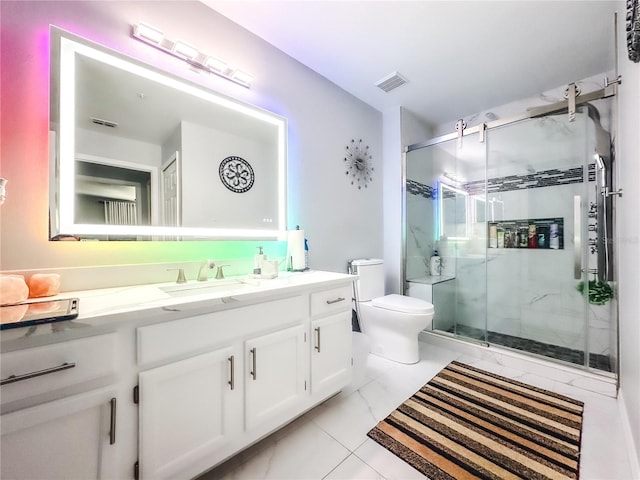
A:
[{"xmin": 159, "ymin": 279, "xmax": 256, "ymax": 298}]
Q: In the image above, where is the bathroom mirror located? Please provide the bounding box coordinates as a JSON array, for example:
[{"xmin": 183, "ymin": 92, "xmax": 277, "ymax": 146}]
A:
[
  {"xmin": 472, "ymin": 196, "xmax": 486, "ymax": 224},
  {"xmin": 439, "ymin": 183, "xmax": 468, "ymax": 240},
  {"xmin": 49, "ymin": 27, "xmax": 287, "ymax": 241}
]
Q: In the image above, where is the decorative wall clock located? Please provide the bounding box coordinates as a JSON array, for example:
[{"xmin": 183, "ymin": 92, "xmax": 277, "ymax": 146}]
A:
[
  {"xmin": 628, "ymin": 0, "xmax": 640, "ymax": 62},
  {"xmin": 344, "ymin": 139, "xmax": 374, "ymax": 189},
  {"xmin": 219, "ymin": 156, "xmax": 255, "ymax": 193}
]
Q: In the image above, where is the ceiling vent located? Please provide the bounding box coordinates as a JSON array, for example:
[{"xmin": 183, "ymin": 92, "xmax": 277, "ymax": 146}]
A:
[
  {"xmin": 375, "ymin": 71, "xmax": 408, "ymax": 93},
  {"xmin": 90, "ymin": 117, "xmax": 118, "ymax": 128}
]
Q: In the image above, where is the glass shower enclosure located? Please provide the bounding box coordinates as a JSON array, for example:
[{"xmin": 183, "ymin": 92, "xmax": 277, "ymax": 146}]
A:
[{"xmin": 404, "ymin": 100, "xmax": 618, "ymax": 376}]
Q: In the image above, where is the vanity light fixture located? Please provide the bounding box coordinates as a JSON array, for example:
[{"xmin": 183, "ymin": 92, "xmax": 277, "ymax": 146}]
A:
[
  {"xmin": 230, "ymin": 70, "xmax": 253, "ymax": 88},
  {"xmin": 133, "ymin": 22, "xmax": 164, "ymax": 45},
  {"xmin": 172, "ymin": 40, "xmax": 198, "ymax": 60},
  {"xmin": 131, "ymin": 21, "xmax": 253, "ymax": 88},
  {"xmin": 204, "ymin": 56, "xmax": 229, "ymax": 74}
]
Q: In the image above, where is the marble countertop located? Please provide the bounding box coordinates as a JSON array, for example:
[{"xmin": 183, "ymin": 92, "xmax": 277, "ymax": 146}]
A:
[{"xmin": 0, "ymin": 270, "xmax": 356, "ymax": 350}]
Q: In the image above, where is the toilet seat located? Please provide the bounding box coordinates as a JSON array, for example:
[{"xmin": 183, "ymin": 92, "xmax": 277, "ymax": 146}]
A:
[{"xmin": 371, "ymin": 294, "xmax": 434, "ymax": 315}]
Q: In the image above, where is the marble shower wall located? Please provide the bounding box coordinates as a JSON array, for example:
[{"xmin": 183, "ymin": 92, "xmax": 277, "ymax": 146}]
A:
[
  {"xmin": 405, "ymin": 180, "xmax": 436, "ymax": 280},
  {"xmin": 406, "ymin": 164, "xmax": 614, "ymax": 357}
]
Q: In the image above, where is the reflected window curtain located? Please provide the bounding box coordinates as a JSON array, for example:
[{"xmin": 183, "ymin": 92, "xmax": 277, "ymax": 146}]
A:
[{"xmin": 104, "ymin": 200, "xmax": 138, "ymax": 225}]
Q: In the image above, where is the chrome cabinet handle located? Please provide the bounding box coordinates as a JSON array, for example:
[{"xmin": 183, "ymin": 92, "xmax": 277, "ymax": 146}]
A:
[
  {"xmin": 315, "ymin": 327, "xmax": 321, "ymax": 353},
  {"xmin": 228, "ymin": 355, "xmax": 235, "ymax": 390},
  {"xmin": 326, "ymin": 297, "xmax": 345, "ymax": 305},
  {"xmin": 109, "ymin": 397, "xmax": 117, "ymax": 445},
  {"xmin": 574, "ymin": 195, "xmax": 582, "ymax": 280},
  {"xmin": 250, "ymin": 348, "xmax": 257, "ymax": 380},
  {"xmin": 0, "ymin": 362, "xmax": 76, "ymax": 386}
]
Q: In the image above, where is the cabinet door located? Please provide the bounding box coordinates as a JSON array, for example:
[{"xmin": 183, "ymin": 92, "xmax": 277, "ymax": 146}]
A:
[
  {"xmin": 245, "ymin": 325, "xmax": 306, "ymax": 430},
  {"xmin": 1, "ymin": 387, "xmax": 118, "ymax": 480},
  {"xmin": 138, "ymin": 346, "xmax": 241, "ymax": 480},
  {"xmin": 311, "ymin": 312, "xmax": 352, "ymax": 397}
]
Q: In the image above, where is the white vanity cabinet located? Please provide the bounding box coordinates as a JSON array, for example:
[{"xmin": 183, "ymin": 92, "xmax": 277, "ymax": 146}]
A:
[
  {"xmin": 0, "ymin": 271, "xmax": 356, "ymax": 480},
  {"xmin": 1, "ymin": 386, "xmax": 119, "ymax": 480},
  {"xmin": 0, "ymin": 333, "xmax": 119, "ymax": 480},
  {"xmin": 245, "ymin": 324, "xmax": 307, "ymax": 430},
  {"xmin": 309, "ymin": 286, "xmax": 353, "ymax": 397},
  {"xmin": 138, "ymin": 345, "xmax": 242, "ymax": 480},
  {"xmin": 135, "ymin": 293, "xmax": 311, "ymax": 480}
]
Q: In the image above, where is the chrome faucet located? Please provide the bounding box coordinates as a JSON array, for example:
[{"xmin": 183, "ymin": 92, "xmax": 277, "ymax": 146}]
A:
[
  {"xmin": 215, "ymin": 265, "xmax": 230, "ymax": 279},
  {"xmin": 167, "ymin": 268, "xmax": 187, "ymax": 284},
  {"xmin": 197, "ymin": 259, "xmax": 216, "ymax": 281}
]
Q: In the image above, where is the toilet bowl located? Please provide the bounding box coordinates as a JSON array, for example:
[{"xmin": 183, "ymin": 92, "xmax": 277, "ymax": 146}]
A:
[
  {"xmin": 358, "ymin": 294, "xmax": 433, "ymax": 363},
  {"xmin": 351, "ymin": 259, "xmax": 435, "ymax": 364}
]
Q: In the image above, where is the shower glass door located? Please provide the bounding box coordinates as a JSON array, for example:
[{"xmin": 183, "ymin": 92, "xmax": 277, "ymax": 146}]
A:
[
  {"xmin": 405, "ymin": 133, "xmax": 488, "ymax": 344},
  {"xmin": 484, "ymin": 108, "xmax": 591, "ymax": 367},
  {"xmin": 406, "ymin": 101, "xmax": 616, "ymax": 374}
]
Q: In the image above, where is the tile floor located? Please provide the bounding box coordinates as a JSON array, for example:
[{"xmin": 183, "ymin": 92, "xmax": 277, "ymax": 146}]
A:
[
  {"xmin": 448, "ymin": 324, "xmax": 613, "ymax": 372},
  {"xmin": 200, "ymin": 337, "xmax": 635, "ymax": 480}
]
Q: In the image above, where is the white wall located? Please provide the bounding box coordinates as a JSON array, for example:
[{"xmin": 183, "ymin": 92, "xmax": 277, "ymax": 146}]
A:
[
  {"xmin": 383, "ymin": 107, "xmax": 433, "ymax": 296},
  {"xmin": 0, "ymin": 1, "xmax": 382, "ymax": 279},
  {"xmin": 616, "ymin": 0, "xmax": 640, "ymax": 469}
]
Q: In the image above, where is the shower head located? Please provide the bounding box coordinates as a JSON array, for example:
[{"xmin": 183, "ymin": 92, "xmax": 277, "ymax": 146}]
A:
[
  {"xmin": 595, "ymin": 154, "xmax": 607, "ymax": 189},
  {"xmin": 584, "ymin": 103, "xmax": 613, "ymax": 170}
]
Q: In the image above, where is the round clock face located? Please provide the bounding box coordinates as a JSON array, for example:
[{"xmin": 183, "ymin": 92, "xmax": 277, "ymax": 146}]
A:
[
  {"xmin": 219, "ymin": 156, "xmax": 255, "ymax": 193},
  {"xmin": 344, "ymin": 139, "xmax": 374, "ymax": 189}
]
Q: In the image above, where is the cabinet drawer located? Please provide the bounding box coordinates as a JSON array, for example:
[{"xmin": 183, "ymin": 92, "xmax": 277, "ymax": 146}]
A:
[
  {"xmin": 310, "ymin": 285, "xmax": 352, "ymax": 317},
  {"xmin": 0, "ymin": 333, "xmax": 117, "ymax": 406},
  {"xmin": 138, "ymin": 295, "xmax": 306, "ymax": 366}
]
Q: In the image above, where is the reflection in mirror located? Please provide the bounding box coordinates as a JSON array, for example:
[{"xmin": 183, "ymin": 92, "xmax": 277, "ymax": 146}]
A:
[
  {"xmin": 49, "ymin": 27, "xmax": 287, "ymax": 241},
  {"xmin": 488, "ymin": 196, "xmax": 504, "ymax": 222},
  {"xmin": 472, "ymin": 196, "xmax": 485, "ymax": 224},
  {"xmin": 439, "ymin": 182, "xmax": 468, "ymax": 240}
]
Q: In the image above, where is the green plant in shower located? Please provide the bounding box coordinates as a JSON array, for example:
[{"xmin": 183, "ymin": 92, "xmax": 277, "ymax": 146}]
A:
[{"xmin": 576, "ymin": 280, "xmax": 614, "ymax": 305}]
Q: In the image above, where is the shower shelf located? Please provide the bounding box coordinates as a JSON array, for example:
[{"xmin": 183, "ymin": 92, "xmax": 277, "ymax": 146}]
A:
[
  {"xmin": 407, "ymin": 275, "xmax": 455, "ymax": 286},
  {"xmin": 488, "ymin": 217, "xmax": 564, "ymax": 250}
]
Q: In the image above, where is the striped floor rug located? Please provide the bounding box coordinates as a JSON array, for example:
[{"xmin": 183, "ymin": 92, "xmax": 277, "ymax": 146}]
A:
[{"xmin": 367, "ymin": 361, "xmax": 584, "ymax": 479}]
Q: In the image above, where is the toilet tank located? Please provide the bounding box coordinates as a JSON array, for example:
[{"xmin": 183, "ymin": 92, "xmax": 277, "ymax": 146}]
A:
[{"xmin": 351, "ymin": 258, "xmax": 385, "ymax": 301}]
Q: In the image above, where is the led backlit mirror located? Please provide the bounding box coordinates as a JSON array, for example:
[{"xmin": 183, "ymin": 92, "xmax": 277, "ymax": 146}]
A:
[
  {"xmin": 49, "ymin": 27, "xmax": 287, "ymax": 241},
  {"xmin": 439, "ymin": 182, "xmax": 469, "ymax": 240}
]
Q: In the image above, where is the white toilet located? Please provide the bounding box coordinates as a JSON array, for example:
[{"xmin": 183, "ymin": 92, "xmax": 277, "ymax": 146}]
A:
[{"xmin": 351, "ymin": 258, "xmax": 434, "ymax": 364}]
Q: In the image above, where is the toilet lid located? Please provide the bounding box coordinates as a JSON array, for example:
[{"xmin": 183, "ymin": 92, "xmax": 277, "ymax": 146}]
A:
[{"xmin": 371, "ymin": 294, "xmax": 434, "ymax": 315}]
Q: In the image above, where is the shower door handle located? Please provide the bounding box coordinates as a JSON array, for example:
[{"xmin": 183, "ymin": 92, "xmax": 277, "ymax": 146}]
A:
[{"xmin": 574, "ymin": 195, "xmax": 582, "ymax": 280}]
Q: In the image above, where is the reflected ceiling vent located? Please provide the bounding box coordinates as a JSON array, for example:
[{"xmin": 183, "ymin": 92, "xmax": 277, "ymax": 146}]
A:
[
  {"xmin": 375, "ymin": 71, "xmax": 408, "ymax": 93},
  {"xmin": 90, "ymin": 117, "xmax": 118, "ymax": 128}
]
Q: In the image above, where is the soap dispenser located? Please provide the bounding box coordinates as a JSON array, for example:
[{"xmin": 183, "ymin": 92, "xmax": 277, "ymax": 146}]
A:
[
  {"xmin": 254, "ymin": 246, "xmax": 265, "ymax": 275},
  {"xmin": 429, "ymin": 250, "xmax": 441, "ymax": 276}
]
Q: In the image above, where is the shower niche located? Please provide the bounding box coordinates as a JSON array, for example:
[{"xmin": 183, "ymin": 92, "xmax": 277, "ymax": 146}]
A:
[{"xmin": 487, "ymin": 217, "xmax": 564, "ymax": 249}]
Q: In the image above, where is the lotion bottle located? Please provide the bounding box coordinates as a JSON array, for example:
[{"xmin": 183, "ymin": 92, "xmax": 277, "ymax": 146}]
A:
[
  {"xmin": 253, "ymin": 246, "xmax": 265, "ymax": 275},
  {"xmin": 429, "ymin": 250, "xmax": 441, "ymax": 276}
]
